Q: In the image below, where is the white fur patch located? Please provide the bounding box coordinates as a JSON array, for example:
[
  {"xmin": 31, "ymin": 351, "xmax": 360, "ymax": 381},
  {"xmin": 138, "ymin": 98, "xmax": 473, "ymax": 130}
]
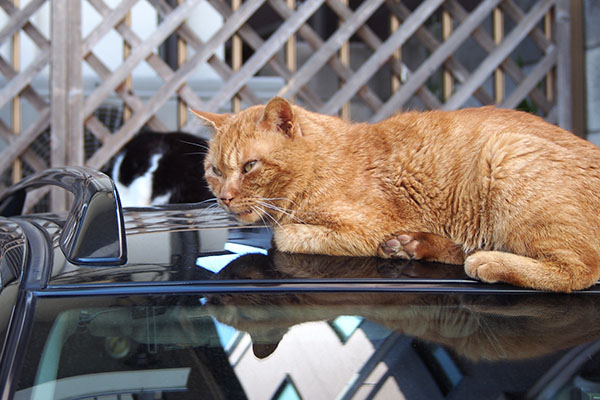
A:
[
  {"xmin": 152, "ymin": 192, "xmax": 172, "ymax": 205},
  {"xmin": 113, "ymin": 153, "xmax": 164, "ymax": 207}
]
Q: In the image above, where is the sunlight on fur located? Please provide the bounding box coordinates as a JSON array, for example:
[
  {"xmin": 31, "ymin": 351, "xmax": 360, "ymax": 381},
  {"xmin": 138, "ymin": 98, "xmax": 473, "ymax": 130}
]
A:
[{"xmin": 191, "ymin": 97, "xmax": 600, "ymax": 292}]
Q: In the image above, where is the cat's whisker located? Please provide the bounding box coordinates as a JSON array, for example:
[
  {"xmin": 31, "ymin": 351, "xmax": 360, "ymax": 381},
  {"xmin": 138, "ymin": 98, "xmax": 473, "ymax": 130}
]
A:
[
  {"xmin": 196, "ymin": 200, "xmax": 219, "ymax": 212},
  {"xmin": 252, "ymin": 196, "xmax": 298, "ymax": 207},
  {"xmin": 177, "ymin": 139, "xmax": 210, "ymax": 151},
  {"xmin": 476, "ymin": 318, "xmax": 505, "ymax": 357},
  {"xmin": 256, "ymin": 201, "xmax": 292, "ymax": 218},
  {"xmin": 256, "ymin": 200, "xmax": 305, "ymax": 224},
  {"xmin": 253, "ymin": 197, "xmax": 294, "ymax": 210},
  {"xmin": 195, "ymin": 197, "xmax": 218, "ymax": 205},
  {"xmin": 250, "ymin": 206, "xmax": 272, "ymax": 230},
  {"xmin": 199, "ymin": 202, "xmax": 221, "ymax": 216},
  {"xmin": 183, "ymin": 151, "xmax": 208, "ymax": 156},
  {"xmin": 254, "ymin": 205, "xmax": 287, "ymax": 233}
]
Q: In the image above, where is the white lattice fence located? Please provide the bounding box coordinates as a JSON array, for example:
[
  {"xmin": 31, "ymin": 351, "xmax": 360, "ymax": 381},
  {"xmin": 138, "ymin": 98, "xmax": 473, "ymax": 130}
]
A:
[{"xmin": 0, "ymin": 0, "xmax": 578, "ymax": 210}]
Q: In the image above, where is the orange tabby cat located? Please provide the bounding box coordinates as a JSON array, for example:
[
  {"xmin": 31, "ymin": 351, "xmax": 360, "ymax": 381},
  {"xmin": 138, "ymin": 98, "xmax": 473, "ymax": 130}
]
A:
[{"xmin": 191, "ymin": 97, "xmax": 600, "ymax": 292}]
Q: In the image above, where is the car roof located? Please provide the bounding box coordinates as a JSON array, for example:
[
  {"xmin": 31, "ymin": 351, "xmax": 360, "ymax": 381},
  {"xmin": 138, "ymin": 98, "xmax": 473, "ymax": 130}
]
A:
[{"xmin": 2, "ymin": 166, "xmax": 600, "ymax": 295}]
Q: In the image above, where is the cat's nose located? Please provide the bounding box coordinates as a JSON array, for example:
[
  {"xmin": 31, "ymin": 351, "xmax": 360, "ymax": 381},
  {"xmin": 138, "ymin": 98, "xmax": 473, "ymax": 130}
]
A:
[{"xmin": 220, "ymin": 197, "xmax": 233, "ymax": 206}]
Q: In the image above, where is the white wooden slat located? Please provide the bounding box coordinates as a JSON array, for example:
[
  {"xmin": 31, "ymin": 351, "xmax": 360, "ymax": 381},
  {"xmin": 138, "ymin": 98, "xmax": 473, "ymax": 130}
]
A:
[
  {"xmin": 83, "ymin": 0, "xmax": 200, "ymax": 118},
  {"xmin": 86, "ymin": 0, "xmax": 268, "ymax": 168},
  {"xmin": 385, "ymin": 0, "xmax": 492, "ymax": 106},
  {"xmin": 23, "ymin": 187, "xmax": 50, "ymax": 213},
  {"xmin": 0, "ymin": 0, "xmax": 572, "ymax": 184},
  {"xmin": 0, "ymin": 0, "xmax": 50, "ymax": 54},
  {"xmin": 206, "ymin": 0, "xmax": 318, "ymax": 108},
  {"xmin": 501, "ymin": 0, "xmax": 552, "ymax": 52},
  {"xmin": 86, "ymin": 0, "xmax": 190, "ymax": 128},
  {"xmin": 268, "ymin": 0, "xmax": 376, "ymax": 109},
  {"xmin": 155, "ymin": 0, "xmax": 261, "ymax": 107},
  {"xmin": 330, "ymin": 0, "xmax": 444, "ymax": 109},
  {"xmin": 276, "ymin": 0, "xmax": 384, "ymax": 100},
  {"xmin": 0, "ymin": 118, "xmax": 11, "ymax": 139},
  {"xmin": 83, "ymin": 52, "xmax": 169, "ymax": 132},
  {"xmin": 444, "ymin": 0, "xmax": 552, "ymax": 113},
  {"xmin": 0, "ymin": 0, "xmax": 45, "ymax": 44},
  {"xmin": 502, "ymin": 47, "xmax": 557, "ymax": 109},
  {"xmin": 368, "ymin": 0, "xmax": 501, "ymax": 121},
  {"xmin": 50, "ymin": 0, "xmax": 70, "ymax": 210},
  {"xmin": 555, "ymin": 0, "xmax": 572, "ymax": 131},
  {"xmin": 85, "ymin": 115, "xmax": 115, "ymax": 143},
  {"xmin": 206, "ymin": 0, "xmax": 325, "ymax": 111},
  {"xmin": 83, "ymin": 0, "xmax": 139, "ymax": 55},
  {"xmin": 323, "ymin": 0, "xmax": 388, "ymax": 110},
  {"xmin": 0, "ymin": 56, "xmax": 48, "ymax": 110},
  {"xmin": 442, "ymin": 0, "xmax": 554, "ymax": 111},
  {"xmin": 67, "ymin": 0, "xmax": 83, "ymax": 166},
  {"xmin": 0, "ymin": 108, "xmax": 50, "ymax": 176},
  {"xmin": 0, "ymin": 118, "xmax": 47, "ymax": 172},
  {"xmin": 0, "ymin": 49, "xmax": 49, "ymax": 110},
  {"xmin": 323, "ymin": 0, "xmax": 445, "ymax": 117}
]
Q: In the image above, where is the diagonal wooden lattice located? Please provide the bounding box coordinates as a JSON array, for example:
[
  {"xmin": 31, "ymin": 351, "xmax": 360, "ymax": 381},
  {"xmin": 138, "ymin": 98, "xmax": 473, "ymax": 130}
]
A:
[
  {"xmin": 0, "ymin": 0, "xmax": 577, "ymax": 211},
  {"xmin": 85, "ymin": 0, "xmax": 569, "ymax": 167},
  {"xmin": 0, "ymin": 0, "xmax": 51, "ymax": 183}
]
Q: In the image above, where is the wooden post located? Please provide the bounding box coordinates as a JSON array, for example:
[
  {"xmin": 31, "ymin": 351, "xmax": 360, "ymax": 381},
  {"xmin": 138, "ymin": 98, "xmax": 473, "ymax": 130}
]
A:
[
  {"xmin": 232, "ymin": 0, "xmax": 242, "ymax": 113},
  {"xmin": 51, "ymin": 0, "xmax": 82, "ymax": 211},
  {"xmin": 390, "ymin": 13, "xmax": 401, "ymax": 93},
  {"xmin": 286, "ymin": 0, "xmax": 296, "ymax": 102},
  {"xmin": 569, "ymin": 0, "xmax": 586, "ymax": 137},
  {"xmin": 544, "ymin": 8, "xmax": 554, "ymax": 102},
  {"xmin": 123, "ymin": 11, "xmax": 132, "ymax": 122},
  {"xmin": 442, "ymin": 9, "xmax": 453, "ymax": 101},
  {"xmin": 493, "ymin": 7, "xmax": 504, "ymax": 104},
  {"xmin": 177, "ymin": 0, "xmax": 187, "ymax": 127},
  {"xmin": 51, "ymin": 0, "xmax": 68, "ymax": 211},
  {"xmin": 340, "ymin": 0, "xmax": 350, "ymax": 120},
  {"xmin": 67, "ymin": 0, "xmax": 83, "ymax": 167},
  {"xmin": 11, "ymin": 0, "xmax": 21, "ymax": 184},
  {"xmin": 555, "ymin": 0, "xmax": 572, "ymax": 132}
]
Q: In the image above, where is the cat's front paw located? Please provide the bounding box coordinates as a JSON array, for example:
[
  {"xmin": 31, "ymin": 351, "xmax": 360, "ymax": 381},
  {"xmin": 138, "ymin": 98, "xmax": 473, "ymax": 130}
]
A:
[
  {"xmin": 464, "ymin": 252, "xmax": 502, "ymax": 283},
  {"xmin": 379, "ymin": 232, "xmax": 422, "ymax": 260}
]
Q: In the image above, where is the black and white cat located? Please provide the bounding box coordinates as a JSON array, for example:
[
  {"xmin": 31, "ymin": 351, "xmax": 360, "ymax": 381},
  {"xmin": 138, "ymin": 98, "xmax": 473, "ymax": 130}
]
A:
[{"xmin": 111, "ymin": 131, "xmax": 213, "ymax": 206}]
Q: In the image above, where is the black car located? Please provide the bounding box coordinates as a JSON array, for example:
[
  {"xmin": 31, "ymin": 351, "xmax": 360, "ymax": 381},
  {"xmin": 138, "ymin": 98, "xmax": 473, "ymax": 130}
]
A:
[{"xmin": 0, "ymin": 167, "xmax": 599, "ymax": 399}]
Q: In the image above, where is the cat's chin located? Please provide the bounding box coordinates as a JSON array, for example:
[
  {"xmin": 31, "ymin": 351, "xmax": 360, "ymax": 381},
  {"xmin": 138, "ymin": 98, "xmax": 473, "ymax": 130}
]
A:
[{"xmin": 233, "ymin": 209, "xmax": 259, "ymax": 224}]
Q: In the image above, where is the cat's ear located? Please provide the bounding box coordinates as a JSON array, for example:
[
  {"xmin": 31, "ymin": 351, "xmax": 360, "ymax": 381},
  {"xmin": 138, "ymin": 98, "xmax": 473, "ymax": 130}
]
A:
[
  {"xmin": 261, "ymin": 97, "xmax": 301, "ymax": 139},
  {"xmin": 189, "ymin": 109, "xmax": 231, "ymax": 130},
  {"xmin": 252, "ymin": 342, "xmax": 280, "ymax": 359},
  {"xmin": 250, "ymin": 329, "xmax": 286, "ymax": 359}
]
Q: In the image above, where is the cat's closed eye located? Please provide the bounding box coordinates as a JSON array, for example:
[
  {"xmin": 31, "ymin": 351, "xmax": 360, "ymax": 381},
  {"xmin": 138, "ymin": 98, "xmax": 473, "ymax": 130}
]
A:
[{"xmin": 243, "ymin": 160, "xmax": 257, "ymax": 174}]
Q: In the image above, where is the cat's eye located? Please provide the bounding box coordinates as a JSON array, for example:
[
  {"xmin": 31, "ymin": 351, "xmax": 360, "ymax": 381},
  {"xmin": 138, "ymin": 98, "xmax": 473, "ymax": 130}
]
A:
[
  {"xmin": 212, "ymin": 166, "xmax": 222, "ymax": 177},
  {"xmin": 243, "ymin": 160, "xmax": 257, "ymax": 174}
]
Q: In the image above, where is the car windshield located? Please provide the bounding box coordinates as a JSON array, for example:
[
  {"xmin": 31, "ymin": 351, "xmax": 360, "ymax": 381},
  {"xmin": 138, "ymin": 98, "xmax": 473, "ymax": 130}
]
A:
[
  {"xmin": 8, "ymin": 211, "xmax": 600, "ymax": 399},
  {"xmin": 13, "ymin": 291, "xmax": 600, "ymax": 400}
]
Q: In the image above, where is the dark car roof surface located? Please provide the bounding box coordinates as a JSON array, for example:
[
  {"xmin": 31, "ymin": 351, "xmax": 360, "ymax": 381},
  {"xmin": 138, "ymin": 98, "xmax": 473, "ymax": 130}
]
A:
[{"xmin": 0, "ymin": 167, "xmax": 599, "ymax": 400}]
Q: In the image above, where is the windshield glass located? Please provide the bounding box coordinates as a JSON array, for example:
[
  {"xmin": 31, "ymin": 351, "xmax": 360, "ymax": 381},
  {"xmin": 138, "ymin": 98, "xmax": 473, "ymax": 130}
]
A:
[{"xmin": 14, "ymin": 292, "xmax": 600, "ymax": 399}]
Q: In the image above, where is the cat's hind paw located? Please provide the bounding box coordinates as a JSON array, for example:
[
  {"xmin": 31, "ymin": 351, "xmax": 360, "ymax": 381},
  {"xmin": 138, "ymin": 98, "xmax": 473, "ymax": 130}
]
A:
[
  {"xmin": 379, "ymin": 231, "xmax": 465, "ymax": 264},
  {"xmin": 379, "ymin": 232, "xmax": 422, "ymax": 260}
]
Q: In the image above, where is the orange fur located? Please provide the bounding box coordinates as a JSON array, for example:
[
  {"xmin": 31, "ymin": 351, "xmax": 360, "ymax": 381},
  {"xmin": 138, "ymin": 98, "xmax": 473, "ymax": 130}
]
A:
[{"xmin": 192, "ymin": 97, "xmax": 600, "ymax": 292}]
